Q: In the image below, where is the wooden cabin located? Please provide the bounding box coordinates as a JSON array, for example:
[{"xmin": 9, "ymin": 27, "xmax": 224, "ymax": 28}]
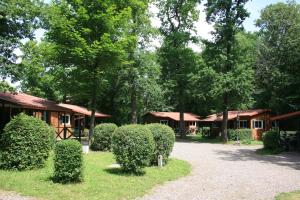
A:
[
  {"xmin": 271, "ymin": 111, "xmax": 300, "ymax": 132},
  {"xmin": 143, "ymin": 112, "xmax": 201, "ymax": 134},
  {"xmin": 0, "ymin": 92, "xmax": 111, "ymax": 140},
  {"xmin": 199, "ymin": 109, "xmax": 271, "ymax": 140}
]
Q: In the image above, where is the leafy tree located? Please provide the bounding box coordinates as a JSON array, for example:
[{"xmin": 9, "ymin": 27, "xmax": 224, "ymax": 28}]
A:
[
  {"xmin": 0, "ymin": 81, "xmax": 15, "ymax": 92},
  {"xmin": 0, "ymin": 0, "xmax": 40, "ymax": 79},
  {"xmin": 255, "ymin": 1, "xmax": 300, "ymax": 113},
  {"xmin": 44, "ymin": 0, "xmax": 136, "ymax": 136},
  {"xmin": 157, "ymin": 0, "xmax": 201, "ymax": 138},
  {"xmin": 205, "ymin": 0, "xmax": 252, "ymax": 142}
]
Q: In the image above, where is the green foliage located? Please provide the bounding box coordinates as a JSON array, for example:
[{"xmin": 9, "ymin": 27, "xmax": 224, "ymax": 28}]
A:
[
  {"xmin": 255, "ymin": 2, "xmax": 300, "ymax": 112},
  {"xmin": 263, "ymin": 129, "xmax": 281, "ymax": 150},
  {"xmin": 53, "ymin": 140, "xmax": 83, "ymax": 183},
  {"xmin": 0, "ymin": 113, "xmax": 55, "ymax": 170},
  {"xmin": 90, "ymin": 123, "xmax": 118, "ymax": 151},
  {"xmin": 228, "ymin": 129, "xmax": 252, "ymax": 142},
  {"xmin": 112, "ymin": 125, "xmax": 155, "ymax": 173},
  {"xmin": 0, "ymin": 0, "xmax": 40, "ymax": 79},
  {"xmin": 146, "ymin": 123, "xmax": 175, "ymax": 165},
  {"xmin": 0, "ymin": 81, "xmax": 15, "ymax": 92}
]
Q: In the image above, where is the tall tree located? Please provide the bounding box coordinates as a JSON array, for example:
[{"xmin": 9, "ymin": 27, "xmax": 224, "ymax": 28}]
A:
[
  {"xmin": 45, "ymin": 0, "xmax": 135, "ymax": 137},
  {"xmin": 118, "ymin": 0, "xmax": 153, "ymax": 124},
  {"xmin": 0, "ymin": 0, "xmax": 40, "ymax": 79},
  {"xmin": 205, "ymin": 0, "xmax": 252, "ymax": 142},
  {"xmin": 157, "ymin": 0, "xmax": 200, "ymax": 138},
  {"xmin": 255, "ymin": 1, "xmax": 300, "ymax": 114}
]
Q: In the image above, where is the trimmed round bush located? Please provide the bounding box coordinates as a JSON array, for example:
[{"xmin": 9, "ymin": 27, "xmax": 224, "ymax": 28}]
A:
[
  {"xmin": 0, "ymin": 113, "xmax": 55, "ymax": 170},
  {"xmin": 90, "ymin": 123, "xmax": 118, "ymax": 151},
  {"xmin": 263, "ymin": 129, "xmax": 281, "ymax": 150},
  {"xmin": 145, "ymin": 123, "xmax": 175, "ymax": 165},
  {"xmin": 112, "ymin": 125, "xmax": 155, "ymax": 173},
  {"xmin": 53, "ymin": 139, "xmax": 83, "ymax": 183}
]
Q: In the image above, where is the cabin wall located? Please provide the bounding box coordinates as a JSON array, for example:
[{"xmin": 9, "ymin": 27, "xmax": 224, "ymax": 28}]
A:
[{"xmin": 250, "ymin": 113, "xmax": 271, "ymax": 140}]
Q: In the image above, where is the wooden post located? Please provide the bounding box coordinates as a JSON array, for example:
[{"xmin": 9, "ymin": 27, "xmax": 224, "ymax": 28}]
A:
[
  {"xmin": 63, "ymin": 112, "xmax": 66, "ymax": 139},
  {"xmin": 78, "ymin": 115, "xmax": 82, "ymax": 142}
]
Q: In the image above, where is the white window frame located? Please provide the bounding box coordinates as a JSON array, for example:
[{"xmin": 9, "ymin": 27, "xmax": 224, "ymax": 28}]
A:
[
  {"xmin": 160, "ymin": 120, "xmax": 168, "ymax": 125},
  {"xmin": 239, "ymin": 120, "xmax": 248, "ymax": 129},
  {"xmin": 60, "ymin": 114, "xmax": 71, "ymax": 126},
  {"xmin": 253, "ymin": 120, "xmax": 264, "ymax": 129}
]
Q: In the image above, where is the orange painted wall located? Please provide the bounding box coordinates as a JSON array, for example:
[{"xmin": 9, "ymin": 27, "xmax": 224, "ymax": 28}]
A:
[{"xmin": 250, "ymin": 113, "xmax": 271, "ymax": 140}]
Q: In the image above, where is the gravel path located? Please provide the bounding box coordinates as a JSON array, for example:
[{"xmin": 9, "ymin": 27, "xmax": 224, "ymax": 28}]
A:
[{"xmin": 139, "ymin": 142, "xmax": 300, "ymax": 200}]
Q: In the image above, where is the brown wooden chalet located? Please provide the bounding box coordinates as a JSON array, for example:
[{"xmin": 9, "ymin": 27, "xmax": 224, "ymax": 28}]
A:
[
  {"xmin": 199, "ymin": 109, "xmax": 271, "ymax": 140},
  {"xmin": 143, "ymin": 112, "xmax": 201, "ymax": 134},
  {"xmin": 271, "ymin": 111, "xmax": 300, "ymax": 132},
  {"xmin": 0, "ymin": 92, "xmax": 111, "ymax": 140}
]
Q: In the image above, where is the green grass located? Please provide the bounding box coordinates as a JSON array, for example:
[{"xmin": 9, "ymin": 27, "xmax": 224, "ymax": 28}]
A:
[
  {"xmin": 276, "ymin": 190, "xmax": 300, "ymax": 200},
  {"xmin": 0, "ymin": 152, "xmax": 191, "ymax": 200},
  {"xmin": 181, "ymin": 134, "xmax": 263, "ymax": 145}
]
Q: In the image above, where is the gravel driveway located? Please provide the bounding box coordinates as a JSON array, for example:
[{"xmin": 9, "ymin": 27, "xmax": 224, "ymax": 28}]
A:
[{"xmin": 140, "ymin": 142, "xmax": 300, "ymax": 200}]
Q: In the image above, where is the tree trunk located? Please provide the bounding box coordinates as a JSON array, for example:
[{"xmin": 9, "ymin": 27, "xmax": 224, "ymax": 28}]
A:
[
  {"xmin": 221, "ymin": 93, "xmax": 229, "ymax": 143},
  {"xmin": 131, "ymin": 84, "xmax": 137, "ymax": 124},
  {"xmin": 89, "ymin": 68, "xmax": 97, "ymax": 140},
  {"xmin": 179, "ymin": 88, "xmax": 185, "ymax": 138}
]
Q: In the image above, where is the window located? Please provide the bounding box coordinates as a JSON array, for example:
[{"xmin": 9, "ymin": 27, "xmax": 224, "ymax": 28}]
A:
[
  {"xmin": 238, "ymin": 120, "xmax": 248, "ymax": 129},
  {"xmin": 160, "ymin": 120, "xmax": 168, "ymax": 125},
  {"xmin": 60, "ymin": 114, "xmax": 71, "ymax": 125},
  {"xmin": 253, "ymin": 120, "xmax": 264, "ymax": 129},
  {"xmin": 189, "ymin": 121, "xmax": 196, "ymax": 126}
]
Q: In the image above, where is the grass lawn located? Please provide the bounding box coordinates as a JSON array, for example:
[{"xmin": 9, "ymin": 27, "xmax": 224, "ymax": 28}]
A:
[
  {"xmin": 0, "ymin": 152, "xmax": 191, "ymax": 200},
  {"xmin": 181, "ymin": 134, "xmax": 263, "ymax": 145},
  {"xmin": 276, "ymin": 191, "xmax": 300, "ymax": 200}
]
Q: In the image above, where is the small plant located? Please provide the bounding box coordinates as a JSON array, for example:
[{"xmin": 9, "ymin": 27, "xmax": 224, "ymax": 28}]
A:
[
  {"xmin": 112, "ymin": 125, "xmax": 155, "ymax": 173},
  {"xmin": 146, "ymin": 123, "xmax": 175, "ymax": 165},
  {"xmin": 0, "ymin": 113, "xmax": 55, "ymax": 170},
  {"xmin": 90, "ymin": 123, "xmax": 118, "ymax": 151},
  {"xmin": 53, "ymin": 140, "xmax": 83, "ymax": 183},
  {"xmin": 263, "ymin": 129, "xmax": 281, "ymax": 150}
]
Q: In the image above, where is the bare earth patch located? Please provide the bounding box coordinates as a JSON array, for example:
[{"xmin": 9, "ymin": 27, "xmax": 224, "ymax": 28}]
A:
[
  {"xmin": 0, "ymin": 191, "xmax": 37, "ymax": 200},
  {"xmin": 139, "ymin": 142, "xmax": 300, "ymax": 200}
]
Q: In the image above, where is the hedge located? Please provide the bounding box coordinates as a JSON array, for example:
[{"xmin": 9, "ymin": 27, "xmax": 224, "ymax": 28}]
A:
[
  {"xmin": 228, "ymin": 129, "xmax": 252, "ymax": 141},
  {"xmin": 53, "ymin": 139, "xmax": 83, "ymax": 183},
  {"xmin": 0, "ymin": 113, "xmax": 55, "ymax": 170},
  {"xmin": 145, "ymin": 123, "xmax": 175, "ymax": 165},
  {"xmin": 90, "ymin": 123, "xmax": 118, "ymax": 151},
  {"xmin": 112, "ymin": 125, "xmax": 155, "ymax": 173},
  {"xmin": 263, "ymin": 129, "xmax": 281, "ymax": 150}
]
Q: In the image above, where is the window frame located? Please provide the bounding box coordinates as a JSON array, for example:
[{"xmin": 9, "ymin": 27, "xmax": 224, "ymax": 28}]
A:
[
  {"xmin": 60, "ymin": 114, "xmax": 71, "ymax": 126},
  {"xmin": 238, "ymin": 120, "xmax": 248, "ymax": 129},
  {"xmin": 160, "ymin": 120, "xmax": 168, "ymax": 125},
  {"xmin": 253, "ymin": 120, "xmax": 264, "ymax": 129}
]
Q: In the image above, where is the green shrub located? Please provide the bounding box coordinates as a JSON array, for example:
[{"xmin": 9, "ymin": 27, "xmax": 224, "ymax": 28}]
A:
[
  {"xmin": 90, "ymin": 123, "xmax": 118, "ymax": 151},
  {"xmin": 0, "ymin": 113, "xmax": 55, "ymax": 170},
  {"xmin": 112, "ymin": 125, "xmax": 155, "ymax": 173},
  {"xmin": 263, "ymin": 129, "xmax": 281, "ymax": 150},
  {"xmin": 146, "ymin": 123, "xmax": 175, "ymax": 165},
  {"xmin": 53, "ymin": 139, "xmax": 83, "ymax": 183},
  {"xmin": 228, "ymin": 129, "xmax": 252, "ymax": 142}
]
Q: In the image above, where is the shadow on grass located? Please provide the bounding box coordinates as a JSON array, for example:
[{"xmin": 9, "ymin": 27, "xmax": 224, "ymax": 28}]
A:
[
  {"xmin": 214, "ymin": 148, "xmax": 300, "ymax": 170},
  {"xmin": 104, "ymin": 167, "xmax": 146, "ymax": 177}
]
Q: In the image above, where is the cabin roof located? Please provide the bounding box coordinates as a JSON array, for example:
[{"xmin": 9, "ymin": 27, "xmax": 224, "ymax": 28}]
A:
[
  {"xmin": 0, "ymin": 92, "xmax": 71, "ymax": 112},
  {"xmin": 271, "ymin": 111, "xmax": 300, "ymax": 121},
  {"xmin": 200, "ymin": 109, "xmax": 271, "ymax": 122},
  {"xmin": 59, "ymin": 103, "xmax": 111, "ymax": 118},
  {"xmin": 145, "ymin": 112, "xmax": 201, "ymax": 122}
]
